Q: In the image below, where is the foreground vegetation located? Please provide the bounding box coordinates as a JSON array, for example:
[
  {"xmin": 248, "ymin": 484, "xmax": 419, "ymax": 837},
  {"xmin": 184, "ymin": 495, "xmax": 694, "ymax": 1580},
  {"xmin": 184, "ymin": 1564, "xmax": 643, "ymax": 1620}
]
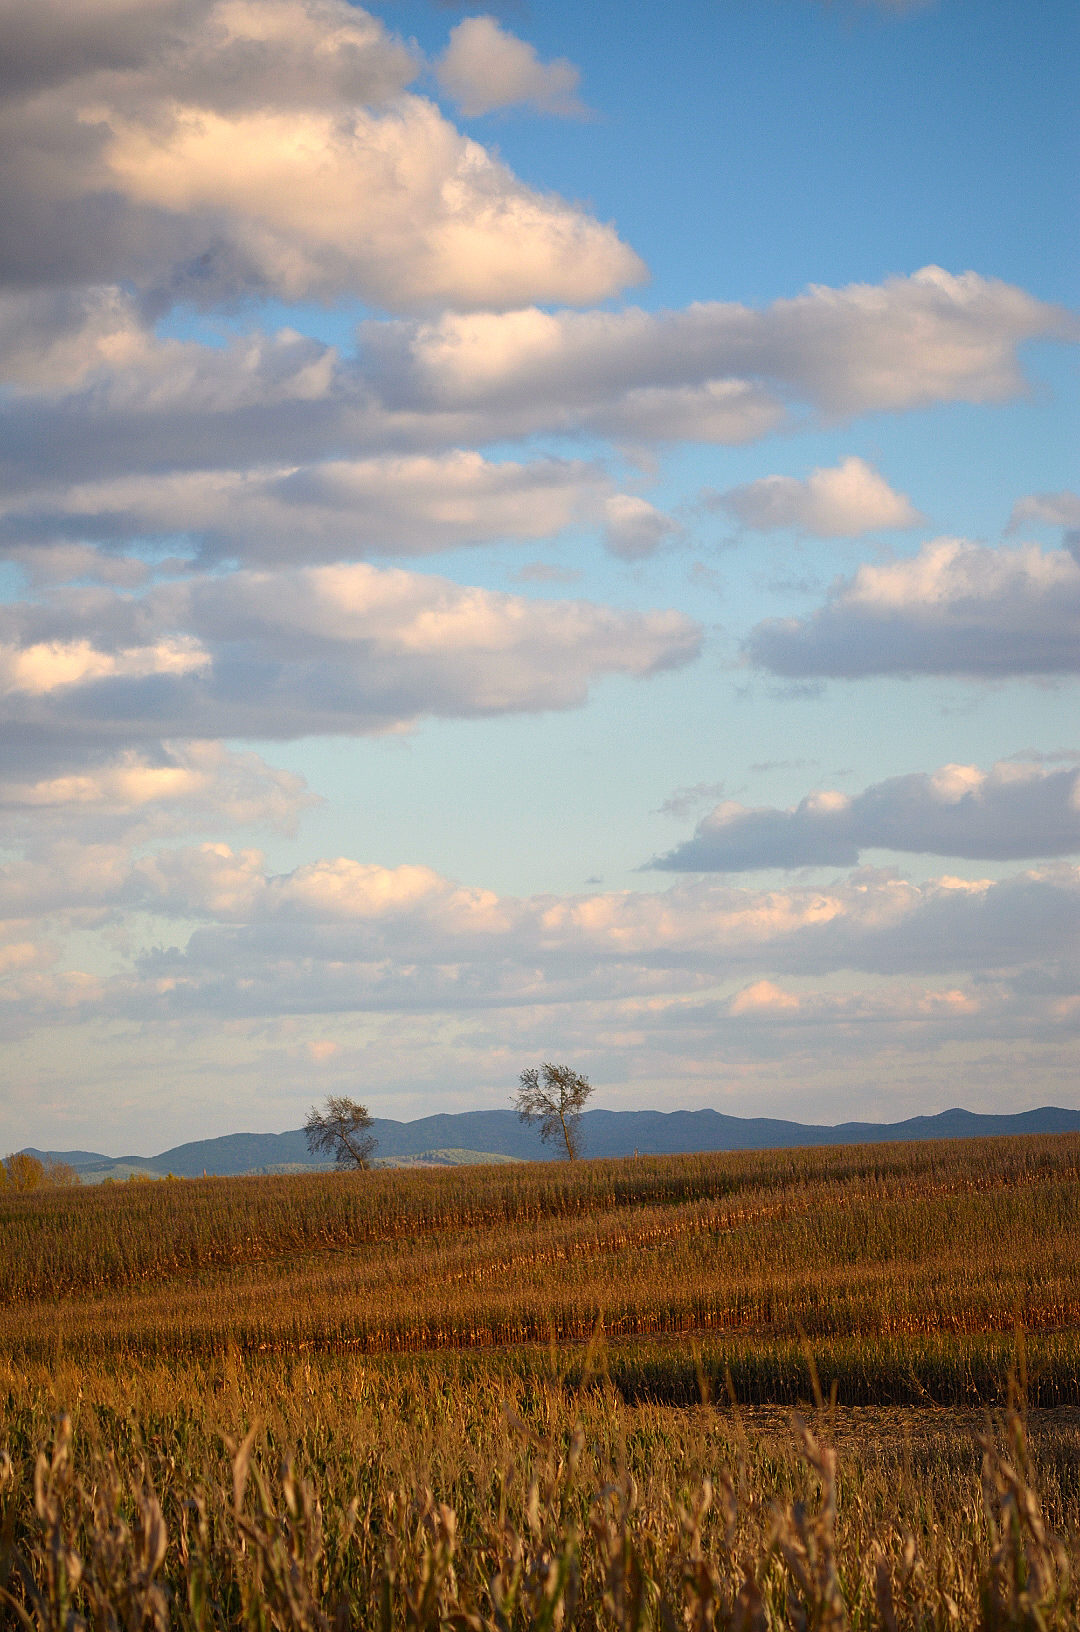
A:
[
  {"xmin": 0, "ymin": 1349, "xmax": 1077, "ymax": 1630},
  {"xmin": 2, "ymin": 1133, "xmax": 1079, "ymax": 1626}
]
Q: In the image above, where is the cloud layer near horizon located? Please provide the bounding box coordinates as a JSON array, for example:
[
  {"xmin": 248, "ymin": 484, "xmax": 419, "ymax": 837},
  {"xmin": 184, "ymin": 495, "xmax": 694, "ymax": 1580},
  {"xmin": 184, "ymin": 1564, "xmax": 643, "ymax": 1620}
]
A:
[
  {"xmin": 3, "ymin": 827, "xmax": 1077, "ymax": 1140},
  {"xmin": 6, "ymin": 846, "xmax": 1076, "ymax": 1004}
]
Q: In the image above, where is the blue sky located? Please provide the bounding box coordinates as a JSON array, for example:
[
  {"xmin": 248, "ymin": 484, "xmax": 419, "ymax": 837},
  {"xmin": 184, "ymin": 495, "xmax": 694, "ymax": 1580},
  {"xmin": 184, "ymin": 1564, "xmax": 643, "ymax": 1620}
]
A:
[{"xmin": 0, "ymin": 0, "xmax": 1077, "ymax": 1152}]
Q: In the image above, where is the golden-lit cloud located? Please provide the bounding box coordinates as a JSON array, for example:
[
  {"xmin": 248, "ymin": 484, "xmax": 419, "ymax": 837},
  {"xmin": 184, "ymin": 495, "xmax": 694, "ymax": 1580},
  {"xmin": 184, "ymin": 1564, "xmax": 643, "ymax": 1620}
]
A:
[
  {"xmin": 709, "ymin": 457, "xmax": 921, "ymax": 537},
  {"xmin": 747, "ymin": 538, "xmax": 1080, "ymax": 677}
]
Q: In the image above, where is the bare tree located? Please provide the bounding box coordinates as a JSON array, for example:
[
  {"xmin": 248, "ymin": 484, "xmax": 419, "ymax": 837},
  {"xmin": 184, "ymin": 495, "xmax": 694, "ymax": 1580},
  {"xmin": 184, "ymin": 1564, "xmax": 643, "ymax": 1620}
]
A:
[
  {"xmin": 513, "ymin": 1062, "xmax": 593, "ymax": 1160},
  {"xmin": 304, "ymin": 1096, "xmax": 377, "ymax": 1170}
]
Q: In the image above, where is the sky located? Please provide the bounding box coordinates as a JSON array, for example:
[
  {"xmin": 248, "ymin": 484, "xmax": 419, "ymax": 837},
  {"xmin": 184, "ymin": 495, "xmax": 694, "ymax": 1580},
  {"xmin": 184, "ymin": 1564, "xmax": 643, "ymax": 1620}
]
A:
[{"xmin": 1, "ymin": 0, "xmax": 1077, "ymax": 1154}]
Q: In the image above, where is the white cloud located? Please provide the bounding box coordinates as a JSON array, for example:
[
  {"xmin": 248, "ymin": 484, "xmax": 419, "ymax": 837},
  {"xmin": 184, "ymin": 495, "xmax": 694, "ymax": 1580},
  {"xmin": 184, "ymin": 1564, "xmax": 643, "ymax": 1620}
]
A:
[
  {"xmin": 729, "ymin": 979, "xmax": 802, "ymax": 1015},
  {"xmin": 0, "ymin": 453, "xmax": 617, "ymax": 565},
  {"xmin": 437, "ymin": 16, "xmax": 586, "ymax": 119},
  {"xmin": 5, "ymin": 838, "xmax": 1077, "ymax": 986},
  {"xmin": 131, "ymin": 847, "xmax": 509, "ymax": 928},
  {"xmin": 151, "ymin": 856, "xmax": 1078, "ymax": 994},
  {"xmin": 0, "ymin": 0, "xmax": 643, "ymax": 313},
  {"xmin": 374, "ymin": 267, "xmax": 1072, "ymax": 436},
  {"xmin": 0, "ymin": 634, "xmax": 209, "ymax": 696},
  {"xmin": 0, "ymin": 563, "xmax": 702, "ymax": 747},
  {"xmin": 0, "ymin": 270, "xmax": 1069, "ymax": 516},
  {"xmin": 0, "ymin": 742, "xmax": 316, "ymax": 840},
  {"xmin": 99, "ymin": 96, "xmax": 641, "ymax": 312},
  {"xmin": 653, "ymin": 759, "xmax": 1080, "ymax": 871},
  {"xmin": 710, "ymin": 456, "xmax": 921, "ymax": 537},
  {"xmin": 746, "ymin": 538, "xmax": 1080, "ymax": 678},
  {"xmin": 603, "ymin": 495, "xmax": 681, "ymax": 561},
  {"xmin": 727, "ymin": 979, "xmax": 978, "ymax": 1025}
]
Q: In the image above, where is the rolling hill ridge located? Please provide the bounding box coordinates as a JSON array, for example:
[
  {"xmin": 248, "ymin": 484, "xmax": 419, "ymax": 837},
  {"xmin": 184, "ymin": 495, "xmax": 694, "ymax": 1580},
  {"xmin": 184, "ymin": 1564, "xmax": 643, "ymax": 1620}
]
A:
[{"xmin": 27, "ymin": 1103, "xmax": 1080, "ymax": 1181}]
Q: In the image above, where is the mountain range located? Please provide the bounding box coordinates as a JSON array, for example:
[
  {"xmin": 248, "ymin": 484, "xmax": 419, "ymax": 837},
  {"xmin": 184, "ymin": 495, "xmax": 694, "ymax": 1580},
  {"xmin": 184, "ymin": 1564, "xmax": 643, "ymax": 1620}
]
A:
[{"xmin": 26, "ymin": 1103, "xmax": 1080, "ymax": 1182}]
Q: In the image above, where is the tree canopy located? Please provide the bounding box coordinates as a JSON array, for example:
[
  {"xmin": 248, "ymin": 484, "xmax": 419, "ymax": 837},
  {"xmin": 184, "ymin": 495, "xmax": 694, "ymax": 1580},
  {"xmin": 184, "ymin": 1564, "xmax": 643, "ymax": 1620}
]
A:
[
  {"xmin": 1, "ymin": 1153, "xmax": 80, "ymax": 1191},
  {"xmin": 513, "ymin": 1063, "xmax": 593, "ymax": 1160},
  {"xmin": 304, "ymin": 1097, "xmax": 377, "ymax": 1170}
]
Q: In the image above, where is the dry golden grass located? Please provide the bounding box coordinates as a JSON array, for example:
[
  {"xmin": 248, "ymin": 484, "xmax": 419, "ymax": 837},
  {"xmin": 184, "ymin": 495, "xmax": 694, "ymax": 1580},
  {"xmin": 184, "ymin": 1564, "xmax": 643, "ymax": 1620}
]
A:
[{"xmin": 0, "ymin": 1347, "xmax": 1077, "ymax": 1630}]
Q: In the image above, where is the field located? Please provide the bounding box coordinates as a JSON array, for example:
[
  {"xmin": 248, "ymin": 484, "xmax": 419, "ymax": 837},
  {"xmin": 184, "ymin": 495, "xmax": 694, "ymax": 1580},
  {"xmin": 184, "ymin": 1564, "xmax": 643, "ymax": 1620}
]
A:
[{"xmin": 2, "ymin": 1134, "xmax": 1079, "ymax": 1628}]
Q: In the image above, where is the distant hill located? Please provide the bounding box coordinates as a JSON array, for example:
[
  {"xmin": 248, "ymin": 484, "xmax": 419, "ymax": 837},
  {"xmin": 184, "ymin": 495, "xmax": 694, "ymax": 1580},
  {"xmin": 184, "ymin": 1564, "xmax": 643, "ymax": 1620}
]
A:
[{"xmin": 25, "ymin": 1103, "xmax": 1080, "ymax": 1182}]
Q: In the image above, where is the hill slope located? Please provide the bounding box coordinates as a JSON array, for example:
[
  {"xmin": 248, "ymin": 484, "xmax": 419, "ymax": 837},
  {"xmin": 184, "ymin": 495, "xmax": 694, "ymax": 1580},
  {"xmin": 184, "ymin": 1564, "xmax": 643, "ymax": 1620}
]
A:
[{"xmin": 26, "ymin": 1103, "xmax": 1080, "ymax": 1180}]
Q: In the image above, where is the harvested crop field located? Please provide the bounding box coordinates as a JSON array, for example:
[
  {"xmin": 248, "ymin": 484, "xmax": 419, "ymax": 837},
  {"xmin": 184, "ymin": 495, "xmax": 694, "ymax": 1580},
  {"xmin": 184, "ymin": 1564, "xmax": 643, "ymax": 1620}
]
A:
[{"xmin": 2, "ymin": 1133, "xmax": 1079, "ymax": 1627}]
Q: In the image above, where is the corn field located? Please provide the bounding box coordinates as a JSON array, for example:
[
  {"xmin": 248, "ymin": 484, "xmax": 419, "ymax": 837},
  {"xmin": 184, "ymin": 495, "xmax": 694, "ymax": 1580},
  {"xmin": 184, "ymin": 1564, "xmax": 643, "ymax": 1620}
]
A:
[
  {"xmin": 3, "ymin": 1138, "xmax": 1080, "ymax": 1377},
  {"xmin": 2, "ymin": 1133, "xmax": 1079, "ymax": 1627}
]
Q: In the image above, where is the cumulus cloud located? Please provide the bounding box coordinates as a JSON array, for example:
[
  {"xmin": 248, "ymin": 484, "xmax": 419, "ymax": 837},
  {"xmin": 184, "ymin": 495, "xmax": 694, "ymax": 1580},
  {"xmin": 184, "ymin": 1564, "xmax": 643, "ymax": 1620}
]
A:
[
  {"xmin": 131, "ymin": 848, "xmax": 509, "ymax": 929},
  {"xmin": 437, "ymin": 16, "xmax": 586, "ymax": 118},
  {"xmin": 0, "ymin": 634, "xmax": 209, "ymax": 696},
  {"xmin": 0, "ymin": 269, "xmax": 1069, "ymax": 516},
  {"xmin": 746, "ymin": 538, "xmax": 1080, "ymax": 678},
  {"xmin": 728, "ymin": 979, "xmax": 802, "ymax": 1015},
  {"xmin": 0, "ymin": 0, "xmax": 416, "ymax": 107},
  {"xmin": 99, "ymin": 98, "xmax": 639, "ymax": 312},
  {"xmin": 0, "ymin": 0, "xmax": 643, "ymax": 313},
  {"xmin": 370, "ymin": 268, "xmax": 1073, "ymax": 442},
  {"xmin": 710, "ymin": 456, "xmax": 921, "ymax": 537},
  {"xmin": 653, "ymin": 759, "xmax": 1080, "ymax": 871},
  {"xmin": 0, "ymin": 288, "xmax": 349, "ymax": 414},
  {"xmin": 726, "ymin": 979, "xmax": 978, "ymax": 1025},
  {"xmin": 603, "ymin": 496, "xmax": 681, "ymax": 560},
  {"xmin": 0, "ymin": 453, "xmax": 620, "ymax": 565},
  {"xmin": 0, "ymin": 563, "xmax": 702, "ymax": 752}
]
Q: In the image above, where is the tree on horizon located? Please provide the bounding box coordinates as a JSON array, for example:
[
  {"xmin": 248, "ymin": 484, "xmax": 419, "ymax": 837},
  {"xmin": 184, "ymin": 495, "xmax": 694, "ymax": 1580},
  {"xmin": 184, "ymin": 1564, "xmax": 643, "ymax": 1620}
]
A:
[
  {"xmin": 304, "ymin": 1097, "xmax": 377, "ymax": 1170},
  {"xmin": 513, "ymin": 1063, "xmax": 593, "ymax": 1160}
]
